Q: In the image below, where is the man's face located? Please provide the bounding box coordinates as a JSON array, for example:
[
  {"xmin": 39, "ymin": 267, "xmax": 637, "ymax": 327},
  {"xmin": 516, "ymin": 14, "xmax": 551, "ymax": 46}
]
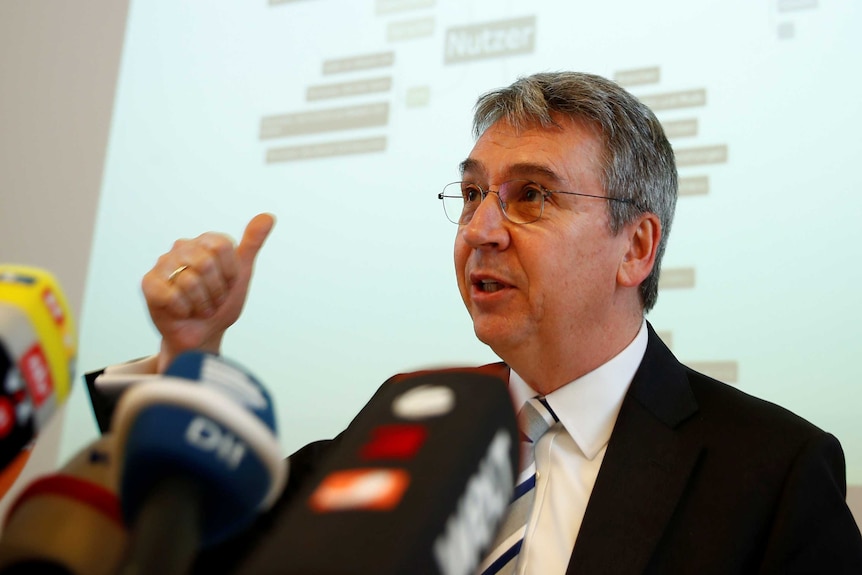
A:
[{"xmin": 454, "ymin": 117, "xmax": 635, "ymax": 376}]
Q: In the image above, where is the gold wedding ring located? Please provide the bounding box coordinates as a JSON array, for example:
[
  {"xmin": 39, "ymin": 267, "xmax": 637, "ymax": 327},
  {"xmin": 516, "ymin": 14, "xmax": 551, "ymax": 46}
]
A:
[{"xmin": 167, "ymin": 265, "xmax": 189, "ymax": 284}]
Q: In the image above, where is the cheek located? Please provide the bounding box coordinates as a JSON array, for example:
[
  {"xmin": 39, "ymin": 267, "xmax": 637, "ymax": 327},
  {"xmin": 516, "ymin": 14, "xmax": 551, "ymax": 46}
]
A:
[
  {"xmin": 453, "ymin": 237, "xmax": 465, "ymax": 272},
  {"xmin": 523, "ymin": 261, "xmax": 550, "ymax": 316},
  {"xmin": 528, "ymin": 239, "xmax": 588, "ymax": 311},
  {"xmin": 549, "ymin": 241, "xmax": 620, "ymax": 315},
  {"xmin": 453, "ymin": 239, "xmax": 469, "ymax": 295}
]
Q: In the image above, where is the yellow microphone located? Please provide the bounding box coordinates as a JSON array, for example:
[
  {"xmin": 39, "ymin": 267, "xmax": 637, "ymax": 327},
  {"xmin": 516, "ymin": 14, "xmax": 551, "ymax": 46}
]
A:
[{"xmin": 0, "ymin": 265, "xmax": 76, "ymax": 483}]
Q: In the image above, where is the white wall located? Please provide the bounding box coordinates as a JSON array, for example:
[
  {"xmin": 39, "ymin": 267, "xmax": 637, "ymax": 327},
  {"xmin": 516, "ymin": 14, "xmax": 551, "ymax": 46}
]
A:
[{"xmin": 0, "ymin": 0, "xmax": 128, "ymax": 521}]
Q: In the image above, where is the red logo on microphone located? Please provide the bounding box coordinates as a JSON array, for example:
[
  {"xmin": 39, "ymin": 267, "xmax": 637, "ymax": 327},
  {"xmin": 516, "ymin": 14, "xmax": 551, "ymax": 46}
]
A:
[
  {"xmin": 0, "ymin": 398, "xmax": 15, "ymax": 437},
  {"xmin": 361, "ymin": 424, "xmax": 427, "ymax": 460},
  {"xmin": 19, "ymin": 344, "xmax": 53, "ymax": 406},
  {"xmin": 42, "ymin": 287, "xmax": 65, "ymax": 326}
]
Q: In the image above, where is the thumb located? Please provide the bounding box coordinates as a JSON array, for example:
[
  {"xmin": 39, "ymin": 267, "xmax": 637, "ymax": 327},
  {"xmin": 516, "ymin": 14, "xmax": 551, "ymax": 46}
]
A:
[{"xmin": 236, "ymin": 212, "xmax": 276, "ymax": 269}]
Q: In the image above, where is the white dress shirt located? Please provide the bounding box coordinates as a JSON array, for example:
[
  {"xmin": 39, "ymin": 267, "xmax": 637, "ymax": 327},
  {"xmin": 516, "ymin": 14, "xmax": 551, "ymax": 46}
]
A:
[{"xmin": 505, "ymin": 320, "xmax": 648, "ymax": 575}]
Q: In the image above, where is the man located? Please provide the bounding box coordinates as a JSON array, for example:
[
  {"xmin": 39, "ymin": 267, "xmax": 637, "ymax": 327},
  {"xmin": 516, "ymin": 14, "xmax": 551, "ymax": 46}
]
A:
[{"xmin": 90, "ymin": 72, "xmax": 862, "ymax": 573}]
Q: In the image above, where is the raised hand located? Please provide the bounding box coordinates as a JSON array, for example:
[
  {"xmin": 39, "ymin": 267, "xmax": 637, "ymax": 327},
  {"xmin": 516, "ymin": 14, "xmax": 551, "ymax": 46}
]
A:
[{"xmin": 141, "ymin": 213, "xmax": 275, "ymax": 372}]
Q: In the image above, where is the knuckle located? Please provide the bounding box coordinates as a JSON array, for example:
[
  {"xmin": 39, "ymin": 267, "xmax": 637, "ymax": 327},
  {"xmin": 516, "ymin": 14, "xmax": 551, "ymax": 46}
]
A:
[
  {"xmin": 141, "ymin": 274, "xmax": 156, "ymax": 294},
  {"xmin": 156, "ymin": 253, "xmax": 173, "ymax": 267},
  {"xmin": 196, "ymin": 256, "xmax": 217, "ymax": 276},
  {"xmin": 200, "ymin": 232, "xmax": 234, "ymax": 250},
  {"xmin": 212, "ymin": 238, "xmax": 235, "ymax": 256}
]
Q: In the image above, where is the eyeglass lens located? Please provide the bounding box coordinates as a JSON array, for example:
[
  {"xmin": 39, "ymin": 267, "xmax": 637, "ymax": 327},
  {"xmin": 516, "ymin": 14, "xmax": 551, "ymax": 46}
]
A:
[{"xmin": 442, "ymin": 181, "xmax": 545, "ymax": 224}]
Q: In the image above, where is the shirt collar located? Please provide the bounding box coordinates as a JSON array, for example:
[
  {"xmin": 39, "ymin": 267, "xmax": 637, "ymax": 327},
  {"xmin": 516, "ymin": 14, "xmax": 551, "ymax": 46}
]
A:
[{"xmin": 508, "ymin": 319, "xmax": 648, "ymax": 460}]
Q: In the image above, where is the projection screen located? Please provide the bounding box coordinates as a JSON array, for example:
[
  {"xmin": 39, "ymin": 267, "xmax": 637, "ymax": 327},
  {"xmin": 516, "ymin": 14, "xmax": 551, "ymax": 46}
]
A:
[{"xmin": 65, "ymin": 0, "xmax": 862, "ymax": 502}]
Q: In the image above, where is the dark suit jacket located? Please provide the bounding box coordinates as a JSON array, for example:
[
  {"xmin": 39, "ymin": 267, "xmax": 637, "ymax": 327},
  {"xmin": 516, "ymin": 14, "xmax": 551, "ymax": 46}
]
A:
[
  {"xmin": 87, "ymin": 324, "xmax": 862, "ymax": 573},
  {"xmin": 560, "ymin": 324, "xmax": 862, "ymax": 574}
]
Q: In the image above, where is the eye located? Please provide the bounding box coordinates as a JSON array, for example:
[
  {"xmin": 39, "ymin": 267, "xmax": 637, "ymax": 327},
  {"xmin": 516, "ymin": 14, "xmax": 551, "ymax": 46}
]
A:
[
  {"xmin": 518, "ymin": 182, "xmax": 545, "ymax": 203},
  {"xmin": 462, "ymin": 183, "xmax": 482, "ymax": 203}
]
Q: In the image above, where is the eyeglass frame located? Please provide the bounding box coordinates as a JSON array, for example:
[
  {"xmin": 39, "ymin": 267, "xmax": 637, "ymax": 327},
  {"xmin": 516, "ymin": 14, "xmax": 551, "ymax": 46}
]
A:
[{"xmin": 438, "ymin": 179, "xmax": 647, "ymax": 225}]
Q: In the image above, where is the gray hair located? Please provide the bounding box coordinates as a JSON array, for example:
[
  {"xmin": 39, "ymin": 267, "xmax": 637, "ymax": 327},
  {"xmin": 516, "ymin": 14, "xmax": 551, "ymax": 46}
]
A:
[{"xmin": 472, "ymin": 71, "xmax": 677, "ymax": 312}]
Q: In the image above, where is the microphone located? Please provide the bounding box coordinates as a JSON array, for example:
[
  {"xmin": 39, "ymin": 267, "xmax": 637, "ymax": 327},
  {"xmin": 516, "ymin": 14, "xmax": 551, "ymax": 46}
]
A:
[
  {"xmin": 0, "ymin": 265, "xmax": 76, "ymax": 475},
  {"xmin": 0, "ymin": 434, "xmax": 126, "ymax": 575},
  {"xmin": 236, "ymin": 367, "xmax": 518, "ymax": 575},
  {"xmin": 110, "ymin": 351, "xmax": 286, "ymax": 575}
]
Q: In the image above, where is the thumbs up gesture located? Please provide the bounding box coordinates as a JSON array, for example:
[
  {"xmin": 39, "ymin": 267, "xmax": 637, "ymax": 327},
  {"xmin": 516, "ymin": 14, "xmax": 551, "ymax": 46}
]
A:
[{"xmin": 141, "ymin": 213, "xmax": 275, "ymax": 372}]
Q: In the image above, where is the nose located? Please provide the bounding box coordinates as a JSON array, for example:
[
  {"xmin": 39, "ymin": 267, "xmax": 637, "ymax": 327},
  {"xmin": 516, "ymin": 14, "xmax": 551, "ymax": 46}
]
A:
[{"xmin": 460, "ymin": 190, "xmax": 511, "ymax": 250}]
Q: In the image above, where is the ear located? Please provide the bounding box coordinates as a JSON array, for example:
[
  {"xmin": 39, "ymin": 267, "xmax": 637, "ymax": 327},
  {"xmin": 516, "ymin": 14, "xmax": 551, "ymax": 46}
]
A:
[{"xmin": 617, "ymin": 213, "xmax": 661, "ymax": 288}]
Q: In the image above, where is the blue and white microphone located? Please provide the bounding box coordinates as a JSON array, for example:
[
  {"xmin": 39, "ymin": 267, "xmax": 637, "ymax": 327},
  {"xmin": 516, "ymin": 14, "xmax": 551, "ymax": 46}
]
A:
[{"xmin": 110, "ymin": 351, "xmax": 286, "ymax": 575}]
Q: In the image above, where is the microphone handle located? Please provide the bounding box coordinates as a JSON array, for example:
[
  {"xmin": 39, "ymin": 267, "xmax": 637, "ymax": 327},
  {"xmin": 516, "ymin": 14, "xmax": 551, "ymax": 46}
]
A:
[{"xmin": 119, "ymin": 475, "xmax": 203, "ymax": 575}]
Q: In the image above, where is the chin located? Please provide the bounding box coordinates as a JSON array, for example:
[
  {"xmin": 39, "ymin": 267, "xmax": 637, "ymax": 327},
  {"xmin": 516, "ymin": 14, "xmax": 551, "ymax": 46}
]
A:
[{"xmin": 471, "ymin": 316, "xmax": 517, "ymax": 353}]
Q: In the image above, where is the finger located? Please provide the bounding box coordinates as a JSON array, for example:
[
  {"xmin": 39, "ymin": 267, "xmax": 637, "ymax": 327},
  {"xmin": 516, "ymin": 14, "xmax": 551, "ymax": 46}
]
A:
[
  {"xmin": 143, "ymin": 262, "xmax": 194, "ymax": 319},
  {"xmin": 236, "ymin": 213, "xmax": 276, "ymax": 271},
  {"xmin": 192, "ymin": 233, "xmax": 237, "ymax": 305},
  {"xmin": 168, "ymin": 265, "xmax": 216, "ymax": 318},
  {"xmin": 147, "ymin": 240, "xmax": 222, "ymax": 319}
]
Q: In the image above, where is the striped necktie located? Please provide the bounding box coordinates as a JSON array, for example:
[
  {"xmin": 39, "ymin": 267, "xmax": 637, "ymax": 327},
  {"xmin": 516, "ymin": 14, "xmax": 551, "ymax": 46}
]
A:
[{"xmin": 479, "ymin": 396, "xmax": 559, "ymax": 575}]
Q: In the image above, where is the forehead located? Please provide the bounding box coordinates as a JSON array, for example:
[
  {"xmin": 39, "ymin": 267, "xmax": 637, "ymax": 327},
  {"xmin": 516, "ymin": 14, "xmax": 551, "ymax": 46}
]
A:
[{"xmin": 461, "ymin": 117, "xmax": 605, "ymax": 187}]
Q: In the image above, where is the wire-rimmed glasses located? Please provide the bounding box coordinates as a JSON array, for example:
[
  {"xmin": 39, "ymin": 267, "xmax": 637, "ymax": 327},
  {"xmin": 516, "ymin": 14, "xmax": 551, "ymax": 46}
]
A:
[{"xmin": 438, "ymin": 180, "xmax": 645, "ymax": 225}]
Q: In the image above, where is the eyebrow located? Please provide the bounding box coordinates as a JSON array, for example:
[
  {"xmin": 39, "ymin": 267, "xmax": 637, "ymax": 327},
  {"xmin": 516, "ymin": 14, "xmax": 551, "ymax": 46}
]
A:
[
  {"xmin": 459, "ymin": 158, "xmax": 483, "ymax": 177},
  {"xmin": 459, "ymin": 159, "xmax": 564, "ymax": 186}
]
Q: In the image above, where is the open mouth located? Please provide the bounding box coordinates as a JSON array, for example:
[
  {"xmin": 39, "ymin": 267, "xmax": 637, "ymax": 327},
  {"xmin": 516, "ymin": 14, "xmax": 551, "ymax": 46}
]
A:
[{"xmin": 477, "ymin": 279, "xmax": 506, "ymax": 293}]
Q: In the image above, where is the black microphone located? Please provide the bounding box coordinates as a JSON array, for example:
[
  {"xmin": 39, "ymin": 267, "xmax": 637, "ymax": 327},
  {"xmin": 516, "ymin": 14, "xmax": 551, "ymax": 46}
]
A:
[
  {"xmin": 237, "ymin": 366, "xmax": 518, "ymax": 575},
  {"xmin": 0, "ymin": 434, "xmax": 126, "ymax": 575},
  {"xmin": 110, "ymin": 351, "xmax": 286, "ymax": 575}
]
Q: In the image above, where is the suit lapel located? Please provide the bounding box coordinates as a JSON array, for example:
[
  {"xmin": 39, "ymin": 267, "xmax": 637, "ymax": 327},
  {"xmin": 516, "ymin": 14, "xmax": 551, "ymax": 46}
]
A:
[{"xmin": 566, "ymin": 325, "xmax": 702, "ymax": 574}]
